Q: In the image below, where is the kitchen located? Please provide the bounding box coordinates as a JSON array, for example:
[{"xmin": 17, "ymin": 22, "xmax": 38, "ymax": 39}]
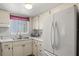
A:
[{"xmin": 0, "ymin": 3, "xmax": 78, "ymax": 56}]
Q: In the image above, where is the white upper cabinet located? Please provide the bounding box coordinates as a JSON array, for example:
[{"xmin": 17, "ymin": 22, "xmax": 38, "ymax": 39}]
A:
[
  {"xmin": 38, "ymin": 11, "xmax": 50, "ymax": 29},
  {"xmin": 0, "ymin": 10, "xmax": 10, "ymax": 27},
  {"xmin": 31, "ymin": 11, "xmax": 50, "ymax": 30},
  {"xmin": 32, "ymin": 16, "xmax": 39, "ymax": 29}
]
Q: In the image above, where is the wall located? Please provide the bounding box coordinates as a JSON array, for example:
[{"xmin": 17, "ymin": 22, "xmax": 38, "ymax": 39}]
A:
[
  {"xmin": 0, "ymin": 27, "xmax": 10, "ymax": 37},
  {"xmin": 0, "ymin": 10, "xmax": 10, "ymax": 37}
]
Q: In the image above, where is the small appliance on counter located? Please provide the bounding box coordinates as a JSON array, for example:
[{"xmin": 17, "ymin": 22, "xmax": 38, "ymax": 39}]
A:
[{"xmin": 31, "ymin": 29, "xmax": 42, "ymax": 37}]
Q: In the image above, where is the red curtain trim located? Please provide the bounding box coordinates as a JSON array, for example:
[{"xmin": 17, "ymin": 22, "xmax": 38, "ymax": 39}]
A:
[{"xmin": 10, "ymin": 15, "xmax": 29, "ymax": 21}]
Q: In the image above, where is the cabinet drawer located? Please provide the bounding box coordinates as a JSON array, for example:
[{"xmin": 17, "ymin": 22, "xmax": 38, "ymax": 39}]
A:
[
  {"xmin": 13, "ymin": 40, "xmax": 32, "ymax": 47},
  {"xmin": 1, "ymin": 42, "xmax": 12, "ymax": 48},
  {"xmin": 13, "ymin": 41, "xmax": 26, "ymax": 46}
]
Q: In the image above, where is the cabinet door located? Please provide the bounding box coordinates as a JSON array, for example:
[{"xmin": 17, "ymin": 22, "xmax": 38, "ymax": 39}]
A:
[
  {"xmin": 33, "ymin": 40, "xmax": 43, "ymax": 56},
  {"xmin": 32, "ymin": 16, "xmax": 39, "ymax": 29},
  {"xmin": 13, "ymin": 41, "xmax": 23, "ymax": 56},
  {"xmin": 33, "ymin": 40, "xmax": 38, "ymax": 56},
  {"xmin": 0, "ymin": 10, "xmax": 10, "ymax": 24},
  {"xmin": 13, "ymin": 45, "xmax": 23, "ymax": 56},
  {"xmin": 23, "ymin": 44, "xmax": 32, "ymax": 56},
  {"xmin": 39, "ymin": 11, "xmax": 50, "ymax": 29},
  {"xmin": 2, "ymin": 42, "xmax": 12, "ymax": 56},
  {"xmin": 23, "ymin": 40, "xmax": 32, "ymax": 56},
  {"xmin": 33, "ymin": 44, "xmax": 38, "ymax": 56},
  {"xmin": 38, "ymin": 41, "xmax": 43, "ymax": 56}
]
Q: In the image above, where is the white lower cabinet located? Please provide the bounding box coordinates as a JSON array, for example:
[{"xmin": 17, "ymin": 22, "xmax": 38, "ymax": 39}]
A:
[
  {"xmin": 38, "ymin": 41, "xmax": 43, "ymax": 56},
  {"xmin": 0, "ymin": 39, "xmax": 42, "ymax": 56},
  {"xmin": 13, "ymin": 40, "xmax": 32, "ymax": 56},
  {"xmin": 23, "ymin": 41, "xmax": 32, "ymax": 56},
  {"xmin": 13, "ymin": 44, "xmax": 23, "ymax": 56},
  {"xmin": 1, "ymin": 42, "xmax": 13, "ymax": 56},
  {"xmin": 33, "ymin": 40, "xmax": 38, "ymax": 56},
  {"xmin": 33, "ymin": 40, "xmax": 43, "ymax": 56},
  {"xmin": 13, "ymin": 41, "xmax": 24, "ymax": 56},
  {"xmin": 0, "ymin": 39, "xmax": 32, "ymax": 56}
]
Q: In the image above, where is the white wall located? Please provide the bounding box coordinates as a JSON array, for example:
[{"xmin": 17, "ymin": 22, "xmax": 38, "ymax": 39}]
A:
[
  {"xmin": 0, "ymin": 27, "xmax": 10, "ymax": 36},
  {"xmin": 0, "ymin": 10, "xmax": 10, "ymax": 37}
]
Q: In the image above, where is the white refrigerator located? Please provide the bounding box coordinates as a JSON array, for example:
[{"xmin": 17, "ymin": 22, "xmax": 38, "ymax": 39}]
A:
[{"xmin": 41, "ymin": 5, "xmax": 77, "ymax": 56}]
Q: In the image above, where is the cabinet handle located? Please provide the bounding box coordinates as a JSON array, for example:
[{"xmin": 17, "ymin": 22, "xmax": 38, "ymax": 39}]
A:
[
  {"xmin": 35, "ymin": 45, "xmax": 37, "ymax": 46},
  {"xmin": 1, "ymin": 48, "xmax": 3, "ymax": 52},
  {"xmin": 40, "ymin": 50, "xmax": 42, "ymax": 52},
  {"xmin": 8, "ymin": 48, "xmax": 10, "ymax": 50},
  {"xmin": 4, "ymin": 45, "xmax": 8, "ymax": 46},
  {"xmin": 12, "ymin": 47, "xmax": 13, "ymax": 50},
  {"xmin": 34, "ymin": 42, "xmax": 35, "ymax": 44},
  {"xmin": 22, "ymin": 44, "xmax": 25, "ymax": 47},
  {"xmin": 40, "ymin": 44, "xmax": 42, "ymax": 46}
]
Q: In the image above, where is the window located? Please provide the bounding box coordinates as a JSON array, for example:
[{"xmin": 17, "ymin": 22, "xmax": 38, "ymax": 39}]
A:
[{"xmin": 10, "ymin": 15, "xmax": 29, "ymax": 35}]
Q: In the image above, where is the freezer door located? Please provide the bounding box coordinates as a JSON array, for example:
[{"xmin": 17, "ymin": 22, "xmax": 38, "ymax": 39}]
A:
[
  {"xmin": 53, "ymin": 6, "xmax": 77, "ymax": 56},
  {"xmin": 40, "ymin": 11, "xmax": 54, "ymax": 53}
]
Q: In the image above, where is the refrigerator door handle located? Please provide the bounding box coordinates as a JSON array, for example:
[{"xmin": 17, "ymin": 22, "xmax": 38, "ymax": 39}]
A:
[
  {"xmin": 51, "ymin": 22, "xmax": 55, "ymax": 49},
  {"xmin": 51, "ymin": 16, "xmax": 60, "ymax": 50},
  {"xmin": 54, "ymin": 21, "xmax": 60, "ymax": 49}
]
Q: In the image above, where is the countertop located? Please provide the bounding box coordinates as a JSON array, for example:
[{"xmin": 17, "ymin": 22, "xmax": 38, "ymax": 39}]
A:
[
  {"xmin": 0, "ymin": 39, "xmax": 32, "ymax": 43},
  {"xmin": 0, "ymin": 37, "xmax": 43, "ymax": 43},
  {"xmin": 30, "ymin": 37, "xmax": 43, "ymax": 42}
]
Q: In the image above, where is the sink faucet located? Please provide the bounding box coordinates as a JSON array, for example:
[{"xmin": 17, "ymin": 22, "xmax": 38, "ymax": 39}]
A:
[{"xmin": 18, "ymin": 34, "xmax": 22, "ymax": 39}]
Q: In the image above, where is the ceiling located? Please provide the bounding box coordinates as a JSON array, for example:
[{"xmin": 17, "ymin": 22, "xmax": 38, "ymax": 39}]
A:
[{"xmin": 0, "ymin": 3, "xmax": 62, "ymax": 17}]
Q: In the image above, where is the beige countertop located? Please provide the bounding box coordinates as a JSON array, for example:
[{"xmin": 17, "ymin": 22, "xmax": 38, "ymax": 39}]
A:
[
  {"xmin": 0, "ymin": 37, "xmax": 43, "ymax": 43},
  {"xmin": 30, "ymin": 37, "xmax": 43, "ymax": 42},
  {"xmin": 0, "ymin": 39, "xmax": 32, "ymax": 43}
]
